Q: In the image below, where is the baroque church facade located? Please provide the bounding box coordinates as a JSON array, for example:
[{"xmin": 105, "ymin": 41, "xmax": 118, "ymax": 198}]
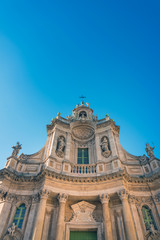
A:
[{"xmin": 0, "ymin": 102, "xmax": 160, "ymax": 240}]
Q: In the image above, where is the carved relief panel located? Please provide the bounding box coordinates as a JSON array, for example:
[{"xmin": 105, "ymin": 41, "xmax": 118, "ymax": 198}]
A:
[{"xmin": 70, "ymin": 201, "xmax": 96, "ymax": 223}]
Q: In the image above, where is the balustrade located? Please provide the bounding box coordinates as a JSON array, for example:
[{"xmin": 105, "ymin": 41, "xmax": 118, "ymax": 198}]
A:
[{"xmin": 71, "ymin": 164, "xmax": 96, "ymax": 174}]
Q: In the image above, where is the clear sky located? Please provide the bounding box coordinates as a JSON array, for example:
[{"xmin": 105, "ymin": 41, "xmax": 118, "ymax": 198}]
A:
[{"xmin": 0, "ymin": 0, "xmax": 160, "ymax": 168}]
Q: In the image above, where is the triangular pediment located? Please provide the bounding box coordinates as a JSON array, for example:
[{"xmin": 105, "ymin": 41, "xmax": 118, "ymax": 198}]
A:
[{"xmin": 70, "ymin": 201, "xmax": 96, "ymax": 223}]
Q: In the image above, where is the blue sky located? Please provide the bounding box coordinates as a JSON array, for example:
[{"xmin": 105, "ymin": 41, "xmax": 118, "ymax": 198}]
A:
[{"xmin": 0, "ymin": 0, "xmax": 160, "ymax": 168}]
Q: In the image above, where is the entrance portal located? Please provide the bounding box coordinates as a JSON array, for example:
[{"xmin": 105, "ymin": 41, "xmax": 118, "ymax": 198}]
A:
[{"xmin": 70, "ymin": 231, "xmax": 97, "ymax": 240}]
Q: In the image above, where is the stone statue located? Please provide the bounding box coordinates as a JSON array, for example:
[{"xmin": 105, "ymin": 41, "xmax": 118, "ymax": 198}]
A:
[
  {"xmin": 56, "ymin": 136, "xmax": 65, "ymax": 158},
  {"xmin": 100, "ymin": 136, "xmax": 111, "ymax": 158},
  {"xmin": 86, "ymin": 103, "xmax": 90, "ymax": 108},
  {"xmin": 11, "ymin": 142, "xmax": 22, "ymax": 157},
  {"xmin": 145, "ymin": 143, "xmax": 155, "ymax": 159},
  {"xmin": 8, "ymin": 223, "xmax": 16, "ymax": 236}
]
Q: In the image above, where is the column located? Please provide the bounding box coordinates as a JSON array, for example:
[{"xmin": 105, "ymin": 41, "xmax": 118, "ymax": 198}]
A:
[
  {"xmin": 56, "ymin": 193, "xmax": 68, "ymax": 240},
  {"xmin": 41, "ymin": 208, "xmax": 52, "ymax": 240},
  {"xmin": 32, "ymin": 189, "xmax": 50, "ymax": 240},
  {"xmin": 99, "ymin": 193, "xmax": 113, "ymax": 240},
  {"xmin": 129, "ymin": 196, "xmax": 144, "ymax": 240},
  {"xmin": 0, "ymin": 193, "xmax": 14, "ymax": 238},
  {"xmin": 154, "ymin": 193, "xmax": 160, "ymax": 220},
  {"xmin": 118, "ymin": 190, "xmax": 137, "ymax": 240},
  {"xmin": 24, "ymin": 193, "xmax": 39, "ymax": 240}
]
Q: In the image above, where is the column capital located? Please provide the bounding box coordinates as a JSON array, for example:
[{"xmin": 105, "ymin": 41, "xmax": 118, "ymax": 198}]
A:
[
  {"xmin": 0, "ymin": 190, "xmax": 6, "ymax": 201},
  {"xmin": 118, "ymin": 189, "xmax": 129, "ymax": 201},
  {"xmin": 39, "ymin": 189, "xmax": 50, "ymax": 200},
  {"xmin": 57, "ymin": 193, "xmax": 68, "ymax": 204},
  {"xmin": 6, "ymin": 193, "xmax": 16, "ymax": 203},
  {"xmin": 99, "ymin": 193, "xmax": 110, "ymax": 204}
]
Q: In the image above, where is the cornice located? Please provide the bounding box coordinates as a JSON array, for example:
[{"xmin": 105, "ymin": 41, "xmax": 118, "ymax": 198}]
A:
[{"xmin": 0, "ymin": 167, "xmax": 160, "ymax": 184}]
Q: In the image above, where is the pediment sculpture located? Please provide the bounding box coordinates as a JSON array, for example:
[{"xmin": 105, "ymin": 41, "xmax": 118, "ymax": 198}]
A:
[{"xmin": 70, "ymin": 201, "xmax": 96, "ymax": 223}]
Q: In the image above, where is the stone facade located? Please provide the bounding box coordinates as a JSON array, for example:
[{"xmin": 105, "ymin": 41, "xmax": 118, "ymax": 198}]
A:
[{"xmin": 0, "ymin": 102, "xmax": 160, "ymax": 240}]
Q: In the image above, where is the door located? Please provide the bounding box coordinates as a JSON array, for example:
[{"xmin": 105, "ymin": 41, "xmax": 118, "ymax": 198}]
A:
[{"xmin": 70, "ymin": 231, "xmax": 97, "ymax": 240}]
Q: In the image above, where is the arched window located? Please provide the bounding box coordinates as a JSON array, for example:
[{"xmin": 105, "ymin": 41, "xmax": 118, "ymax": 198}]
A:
[
  {"xmin": 141, "ymin": 205, "xmax": 156, "ymax": 231},
  {"xmin": 79, "ymin": 111, "xmax": 87, "ymax": 118},
  {"xmin": 13, "ymin": 204, "xmax": 26, "ymax": 229}
]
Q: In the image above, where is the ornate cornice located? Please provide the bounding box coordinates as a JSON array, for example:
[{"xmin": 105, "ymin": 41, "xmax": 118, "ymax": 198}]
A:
[{"xmin": 1, "ymin": 167, "xmax": 160, "ymax": 186}]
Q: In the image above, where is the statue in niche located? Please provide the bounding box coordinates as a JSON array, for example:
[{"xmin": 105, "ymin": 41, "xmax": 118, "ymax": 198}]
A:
[
  {"xmin": 100, "ymin": 136, "xmax": 111, "ymax": 158},
  {"xmin": 56, "ymin": 136, "xmax": 65, "ymax": 158},
  {"xmin": 11, "ymin": 142, "xmax": 22, "ymax": 157},
  {"xmin": 145, "ymin": 143, "xmax": 155, "ymax": 159}
]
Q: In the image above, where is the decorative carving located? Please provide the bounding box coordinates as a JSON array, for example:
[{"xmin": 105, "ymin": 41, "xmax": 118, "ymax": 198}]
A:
[
  {"xmin": 99, "ymin": 193, "xmax": 110, "ymax": 204},
  {"xmin": 11, "ymin": 142, "xmax": 22, "ymax": 157},
  {"xmin": 100, "ymin": 136, "xmax": 111, "ymax": 158},
  {"xmin": 39, "ymin": 189, "xmax": 50, "ymax": 199},
  {"xmin": 0, "ymin": 190, "xmax": 7, "ymax": 201},
  {"xmin": 71, "ymin": 201, "xmax": 96, "ymax": 223},
  {"xmin": 6, "ymin": 193, "xmax": 16, "ymax": 203},
  {"xmin": 8, "ymin": 223, "xmax": 16, "ymax": 236},
  {"xmin": 129, "ymin": 195, "xmax": 153, "ymax": 207},
  {"xmin": 145, "ymin": 224, "xmax": 160, "ymax": 240},
  {"xmin": 3, "ymin": 223, "xmax": 23, "ymax": 240},
  {"xmin": 56, "ymin": 136, "xmax": 65, "ymax": 158},
  {"xmin": 139, "ymin": 154, "xmax": 149, "ymax": 163},
  {"xmin": 145, "ymin": 143, "xmax": 155, "ymax": 160},
  {"xmin": 18, "ymin": 153, "xmax": 28, "ymax": 161},
  {"xmin": 72, "ymin": 126, "xmax": 94, "ymax": 140},
  {"xmin": 57, "ymin": 193, "xmax": 68, "ymax": 203},
  {"xmin": 32, "ymin": 193, "xmax": 40, "ymax": 202},
  {"xmin": 118, "ymin": 189, "xmax": 129, "ymax": 201}
]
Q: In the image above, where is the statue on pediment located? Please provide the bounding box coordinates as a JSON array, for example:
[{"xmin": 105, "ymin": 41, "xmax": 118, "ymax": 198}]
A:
[
  {"xmin": 11, "ymin": 142, "xmax": 22, "ymax": 157},
  {"xmin": 145, "ymin": 143, "xmax": 155, "ymax": 159}
]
